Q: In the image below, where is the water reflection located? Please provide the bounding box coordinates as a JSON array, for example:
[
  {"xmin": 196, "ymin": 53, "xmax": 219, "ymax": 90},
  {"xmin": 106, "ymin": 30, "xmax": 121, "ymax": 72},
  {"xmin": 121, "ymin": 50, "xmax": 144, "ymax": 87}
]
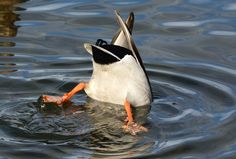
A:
[
  {"xmin": 0, "ymin": 0, "xmax": 24, "ymax": 37},
  {"xmin": 0, "ymin": 0, "xmax": 26, "ymax": 74}
]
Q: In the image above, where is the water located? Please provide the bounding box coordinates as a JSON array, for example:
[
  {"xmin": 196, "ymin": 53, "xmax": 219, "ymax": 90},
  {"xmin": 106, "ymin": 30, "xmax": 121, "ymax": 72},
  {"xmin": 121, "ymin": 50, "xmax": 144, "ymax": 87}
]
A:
[{"xmin": 0, "ymin": 0, "xmax": 236, "ymax": 158}]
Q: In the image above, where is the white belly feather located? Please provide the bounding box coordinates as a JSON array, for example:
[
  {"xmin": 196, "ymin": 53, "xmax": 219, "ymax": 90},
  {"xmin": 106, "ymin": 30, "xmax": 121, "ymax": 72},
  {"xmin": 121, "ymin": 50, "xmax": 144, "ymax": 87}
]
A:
[{"xmin": 84, "ymin": 55, "xmax": 151, "ymax": 106}]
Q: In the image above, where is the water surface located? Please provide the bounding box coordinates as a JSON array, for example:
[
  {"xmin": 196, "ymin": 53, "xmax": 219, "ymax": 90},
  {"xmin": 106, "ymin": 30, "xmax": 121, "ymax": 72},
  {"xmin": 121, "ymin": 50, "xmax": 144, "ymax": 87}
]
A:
[{"xmin": 0, "ymin": 0, "xmax": 236, "ymax": 158}]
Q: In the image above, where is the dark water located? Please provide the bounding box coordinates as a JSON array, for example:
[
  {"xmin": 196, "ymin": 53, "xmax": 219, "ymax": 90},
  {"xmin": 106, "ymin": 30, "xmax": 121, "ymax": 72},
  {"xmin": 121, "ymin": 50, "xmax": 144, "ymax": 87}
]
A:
[{"xmin": 0, "ymin": 0, "xmax": 236, "ymax": 158}]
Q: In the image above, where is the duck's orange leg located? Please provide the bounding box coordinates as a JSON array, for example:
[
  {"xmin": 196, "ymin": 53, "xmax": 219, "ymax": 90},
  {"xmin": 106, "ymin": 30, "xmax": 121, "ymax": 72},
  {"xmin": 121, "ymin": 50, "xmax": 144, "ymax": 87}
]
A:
[
  {"xmin": 124, "ymin": 100, "xmax": 134, "ymax": 123},
  {"xmin": 123, "ymin": 100, "xmax": 148, "ymax": 135},
  {"xmin": 62, "ymin": 83, "xmax": 86, "ymax": 102},
  {"xmin": 41, "ymin": 82, "xmax": 86, "ymax": 105}
]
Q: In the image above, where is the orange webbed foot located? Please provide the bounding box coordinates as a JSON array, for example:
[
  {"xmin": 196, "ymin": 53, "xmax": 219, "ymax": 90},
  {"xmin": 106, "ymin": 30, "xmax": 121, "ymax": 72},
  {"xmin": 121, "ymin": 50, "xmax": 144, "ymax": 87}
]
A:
[
  {"xmin": 39, "ymin": 82, "xmax": 86, "ymax": 107},
  {"xmin": 41, "ymin": 95, "xmax": 65, "ymax": 106},
  {"xmin": 123, "ymin": 100, "xmax": 148, "ymax": 135},
  {"xmin": 123, "ymin": 121, "xmax": 148, "ymax": 135}
]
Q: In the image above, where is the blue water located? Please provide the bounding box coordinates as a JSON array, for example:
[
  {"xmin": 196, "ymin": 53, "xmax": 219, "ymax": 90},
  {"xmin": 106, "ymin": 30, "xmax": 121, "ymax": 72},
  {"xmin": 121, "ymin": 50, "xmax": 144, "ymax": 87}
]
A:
[{"xmin": 0, "ymin": 0, "xmax": 236, "ymax": 158}]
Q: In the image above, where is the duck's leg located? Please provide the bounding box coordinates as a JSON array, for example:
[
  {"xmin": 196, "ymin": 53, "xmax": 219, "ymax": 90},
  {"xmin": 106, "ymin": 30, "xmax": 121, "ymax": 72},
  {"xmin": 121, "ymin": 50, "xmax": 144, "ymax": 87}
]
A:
[
  {"xmin": 41, "ymin": 82, "xmax": 86, "ymax": 105},
  {"xmin": 62, "ymin": 83, "xmax": 86, "ymax": 102},
  {"xmin": 123, "ymin": 100, "xmax": 148, "ymax": 135},
  {"xmin": 124, "ymin": 100, "xmax": 134, "ymax": 123}
]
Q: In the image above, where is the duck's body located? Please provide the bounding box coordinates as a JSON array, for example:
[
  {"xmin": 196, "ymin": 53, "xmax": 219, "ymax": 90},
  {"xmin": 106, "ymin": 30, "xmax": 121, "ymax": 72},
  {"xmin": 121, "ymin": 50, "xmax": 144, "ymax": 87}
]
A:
[
  {"xmin": 41, "ymin": 11, "xmax": 152, "ymax": 135},
  {"xmin": 84, "ymin": 11, "xmax": 152, "ymax": 107},
  {"xmin": 85, "ymin": 54, "xmax": 151, "ymax": 106}
]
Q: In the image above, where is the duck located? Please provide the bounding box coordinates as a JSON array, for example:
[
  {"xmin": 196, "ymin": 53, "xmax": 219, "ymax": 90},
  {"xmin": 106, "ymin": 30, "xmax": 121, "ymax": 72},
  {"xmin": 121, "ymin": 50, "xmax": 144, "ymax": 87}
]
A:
[{"xmin": 41, "ymin": 10, "xmax": 153, "ymax": 135}]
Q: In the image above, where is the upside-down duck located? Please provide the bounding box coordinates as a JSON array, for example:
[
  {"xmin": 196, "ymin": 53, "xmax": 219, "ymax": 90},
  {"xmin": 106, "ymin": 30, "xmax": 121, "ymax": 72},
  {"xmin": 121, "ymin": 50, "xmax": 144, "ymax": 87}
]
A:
[{"xmin": 41, "ymin": 10, "xmax": 153, "ymax": 135}]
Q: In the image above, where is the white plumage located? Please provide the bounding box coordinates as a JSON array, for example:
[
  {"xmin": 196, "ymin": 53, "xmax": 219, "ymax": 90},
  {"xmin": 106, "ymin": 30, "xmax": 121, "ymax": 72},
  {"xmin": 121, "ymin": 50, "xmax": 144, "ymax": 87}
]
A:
[
  {"xmin": 85, "ymin": 55, "xmax": 151, "ymax": 106},
  {"xmin": 83, "ymin": 11, "xmax": 152, "ymax": 107}
]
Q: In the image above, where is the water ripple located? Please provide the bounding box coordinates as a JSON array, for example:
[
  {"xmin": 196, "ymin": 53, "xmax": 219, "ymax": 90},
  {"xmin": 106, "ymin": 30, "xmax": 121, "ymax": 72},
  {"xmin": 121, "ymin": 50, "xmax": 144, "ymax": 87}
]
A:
[
  {"xmin": 150, "ymin": 68, "xmax": 235, "ymax": 97},
  {"xmin": 209, "ymin": 30, "xmax": 236, "ymax": 36},
  {"xmin": 65, "ymin": 11, "xmax": 104, "ymax": 16},
  {"xmin": 223, "ymin": 3, "xmax": 236, "ymax": 11},
  {"xmin": 26, "ymin": 2, "xmax": 77, "ymax": 12},
  {"xmin": 16, "ymin": 21, "xmax": 47, "ymax": 27},
  {"xmin": 1, "ymin": 0, "xmax": 236, "ymax": 158},
  {"xmin": 162, "ymin": 19, "xmax": 228, "ymax": 27}
]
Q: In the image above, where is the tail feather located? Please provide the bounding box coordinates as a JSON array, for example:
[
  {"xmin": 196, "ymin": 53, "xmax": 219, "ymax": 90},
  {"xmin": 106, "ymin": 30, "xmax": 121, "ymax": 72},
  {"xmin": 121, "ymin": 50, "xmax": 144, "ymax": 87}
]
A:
[
  {"xmin": 114, "ymin": 10, "xmax": 143, "ymax": 68},
  {"xmin": 114, "ymin": 11, "xmax": 153, "ymax": 99},
  {"xmin": 111, "ymin": 12, "xmax": 134, "ymax": 49}
]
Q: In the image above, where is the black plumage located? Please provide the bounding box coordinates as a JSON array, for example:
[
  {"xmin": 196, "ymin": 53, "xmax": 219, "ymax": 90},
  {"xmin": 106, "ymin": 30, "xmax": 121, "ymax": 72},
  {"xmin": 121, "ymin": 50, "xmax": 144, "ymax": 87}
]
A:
[{"xmin": 92, "ymin": 44, "xmax": 133, "ymax": 65}]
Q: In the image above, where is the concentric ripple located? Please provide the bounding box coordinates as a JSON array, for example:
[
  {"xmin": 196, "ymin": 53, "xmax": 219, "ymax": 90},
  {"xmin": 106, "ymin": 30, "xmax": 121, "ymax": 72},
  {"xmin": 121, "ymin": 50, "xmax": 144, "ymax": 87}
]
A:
[
  {"xmin": 1, "ymin": 59, "xmax": 236, "ymax": 158},
  {"xmin": 0, "ymin": 0, "xmax": 236, "ymax": 159}
]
